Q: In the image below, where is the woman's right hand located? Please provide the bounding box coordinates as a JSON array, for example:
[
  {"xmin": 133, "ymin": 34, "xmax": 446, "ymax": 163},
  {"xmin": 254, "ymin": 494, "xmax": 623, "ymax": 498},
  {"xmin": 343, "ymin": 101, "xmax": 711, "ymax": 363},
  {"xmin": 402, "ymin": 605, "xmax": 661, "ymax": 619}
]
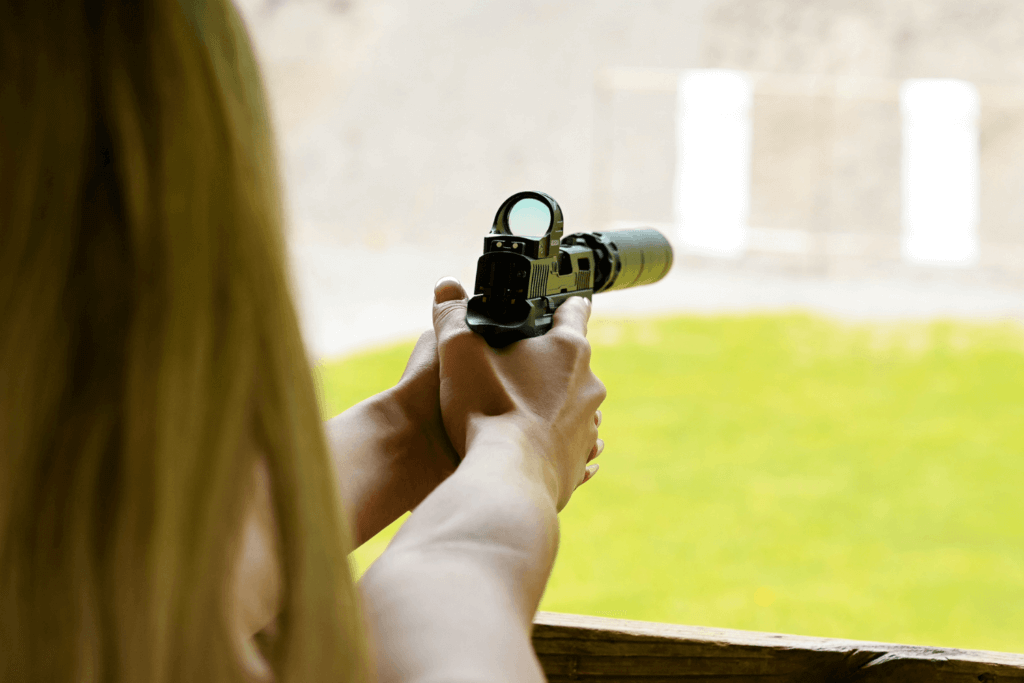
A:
[{"xmin": 431, "ymin": 277, "xmax": 606, "ymax": 511}]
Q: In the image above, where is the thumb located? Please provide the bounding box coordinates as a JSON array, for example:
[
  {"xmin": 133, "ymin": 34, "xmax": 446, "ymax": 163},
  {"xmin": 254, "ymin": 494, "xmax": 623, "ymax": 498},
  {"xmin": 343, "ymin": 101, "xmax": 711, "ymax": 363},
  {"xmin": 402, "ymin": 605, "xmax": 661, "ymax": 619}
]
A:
[
  {"xmin": 434, "ymin": 276, "xmax": 467, "ymax": 304},
  {"xmin": 432, "ymin": 276, "xmax": 470, "ymax": 343}
]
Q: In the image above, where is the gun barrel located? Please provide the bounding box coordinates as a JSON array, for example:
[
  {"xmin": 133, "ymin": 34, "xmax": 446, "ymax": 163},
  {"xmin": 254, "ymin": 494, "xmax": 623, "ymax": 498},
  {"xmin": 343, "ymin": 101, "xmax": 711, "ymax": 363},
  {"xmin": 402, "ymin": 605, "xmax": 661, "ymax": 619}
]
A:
[{"xmin": 565, "ymin": 228, "xmax": 674, "ymax": 293}]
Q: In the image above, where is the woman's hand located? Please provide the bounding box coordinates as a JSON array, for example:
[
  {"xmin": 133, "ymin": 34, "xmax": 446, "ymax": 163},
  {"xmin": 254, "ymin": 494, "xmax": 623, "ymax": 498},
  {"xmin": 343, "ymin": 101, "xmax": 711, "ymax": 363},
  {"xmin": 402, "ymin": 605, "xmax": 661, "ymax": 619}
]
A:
[
  {"xmin": 324, "ymin": 329, "xmax": 460, "ymax": 547},
  {"xmin": 387, "ymin": 326, "xmax": 462, "ymax": 498},
  {"xmin": 359, "ymin": 277, "xmax": 607, "ymax": 682},
  {"xmin": 431, "ymin": 277, "xmax": 606, "ymax": 511},
  {"xmin": 326, "ymin": 276, "xmax": 604, "ymax": 544}
]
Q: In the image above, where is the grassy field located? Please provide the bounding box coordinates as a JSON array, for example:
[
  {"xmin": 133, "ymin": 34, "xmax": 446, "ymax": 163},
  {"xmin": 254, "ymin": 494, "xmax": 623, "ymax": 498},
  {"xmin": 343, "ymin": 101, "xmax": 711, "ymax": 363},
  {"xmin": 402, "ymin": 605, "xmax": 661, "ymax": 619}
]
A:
[{"xmin": 317, "ymin": 313, "xmax": 1024, "ymax": 653}]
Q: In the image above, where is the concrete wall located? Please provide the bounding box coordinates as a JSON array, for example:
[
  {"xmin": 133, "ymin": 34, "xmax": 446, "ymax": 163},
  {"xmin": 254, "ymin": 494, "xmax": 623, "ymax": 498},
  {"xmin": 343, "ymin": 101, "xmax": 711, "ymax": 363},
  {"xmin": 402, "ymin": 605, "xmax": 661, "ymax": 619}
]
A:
[
  {"xmin": 694, "ymin": 0, "xmax": 1024, "ymax": 282},
  {"xmin": 234, "ymin": 0, "xmax": 1024, "ymax": 357},
  {"xmin": 701, "ymin": 0, "xmax": 1024, "ymax": 81},
  {"xmin": 238, "ymin": 0, "xmax": 713, "ymax": 252}
]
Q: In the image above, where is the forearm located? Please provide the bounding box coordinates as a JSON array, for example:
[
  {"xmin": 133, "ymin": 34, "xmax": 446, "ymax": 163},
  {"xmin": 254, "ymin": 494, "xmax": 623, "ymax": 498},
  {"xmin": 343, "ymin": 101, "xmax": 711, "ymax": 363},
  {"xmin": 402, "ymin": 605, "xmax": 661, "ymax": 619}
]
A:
[
  {"xmin": 325, "ymin": 387, "xmax": 414, "ymax": 547},
  {"xmin": 358, "ymin": 422, "xmax": 560, "ymax": 682}
]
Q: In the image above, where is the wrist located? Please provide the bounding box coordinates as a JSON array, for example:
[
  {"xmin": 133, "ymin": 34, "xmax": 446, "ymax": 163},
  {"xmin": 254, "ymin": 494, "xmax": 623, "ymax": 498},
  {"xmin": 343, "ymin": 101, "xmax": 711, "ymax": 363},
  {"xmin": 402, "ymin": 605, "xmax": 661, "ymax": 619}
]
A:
[
  {"xmin": 387, "ymin": 427, "xmax": 561, "ymax": 584},
  {"xmin": 324, "ymin": 392, "xmax": 411, "ymax": 546},
  {"xmin": 389, "ymin": 377, "xmax": 460, "ymax": 463},
  {"xmin": 326, "ymin": 389, "xmax": 405, "ymax": 470},
  {"xmin": 463, "ymin": 415, "xmax": 561, "ymax": 513},
  {"xmin": 374, "ymin": 382, "xmax": 460, "ymax": 510},
  {"xmin": 367, "ymin": 385, "xmax": 413, "ymax": 455}
]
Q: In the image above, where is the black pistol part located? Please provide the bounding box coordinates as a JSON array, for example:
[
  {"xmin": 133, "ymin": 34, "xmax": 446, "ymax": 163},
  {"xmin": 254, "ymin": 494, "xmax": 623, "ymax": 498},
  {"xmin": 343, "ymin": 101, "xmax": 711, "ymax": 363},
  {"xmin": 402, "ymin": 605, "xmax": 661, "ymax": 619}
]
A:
[{"xmin": 466, "ymin": 191, "xmax": 674, "ymax": 348}]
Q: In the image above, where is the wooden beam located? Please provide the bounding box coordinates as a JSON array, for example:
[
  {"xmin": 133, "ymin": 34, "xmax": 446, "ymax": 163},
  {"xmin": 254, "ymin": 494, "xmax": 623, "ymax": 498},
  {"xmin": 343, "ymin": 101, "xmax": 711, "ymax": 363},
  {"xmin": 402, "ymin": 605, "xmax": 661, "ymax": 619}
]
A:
[{"xmin": 533, "ymin": 611, "xmax": 1024, "ymax": 682}]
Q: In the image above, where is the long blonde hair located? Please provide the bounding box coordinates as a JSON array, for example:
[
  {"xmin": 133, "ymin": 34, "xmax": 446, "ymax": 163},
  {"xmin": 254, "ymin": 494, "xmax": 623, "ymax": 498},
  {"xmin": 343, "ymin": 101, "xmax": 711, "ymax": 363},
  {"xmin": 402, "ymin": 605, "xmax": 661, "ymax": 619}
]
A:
[{"xmin": 0, "ymin": 1, "xmax": 367, "ymax": 681}]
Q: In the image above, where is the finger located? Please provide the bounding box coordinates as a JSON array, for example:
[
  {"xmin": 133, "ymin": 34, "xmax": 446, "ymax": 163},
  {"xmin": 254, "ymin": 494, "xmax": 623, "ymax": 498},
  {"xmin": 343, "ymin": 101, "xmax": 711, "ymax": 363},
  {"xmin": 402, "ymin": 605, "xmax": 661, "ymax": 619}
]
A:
[
  {"xmin": 434, "ymin": 276, "xmax": 467, "ymax": 304},
  {"xmin": 594, "ymin": 409, "xmax": 602, "ymax": 427},
  {"xmin": 432, "ymin": 276, "xmax": 471, "ymax": 344},
  {"xmin": 578, "ymin": 462, "xmax": 599, "ymax": 488},
  {"xmin": 551, "ymin": 296, "xmax": 591, "ymax": 338},
  {"xmin": 587, "ymin": 438, "xmax": 604, "ymax": 463}
]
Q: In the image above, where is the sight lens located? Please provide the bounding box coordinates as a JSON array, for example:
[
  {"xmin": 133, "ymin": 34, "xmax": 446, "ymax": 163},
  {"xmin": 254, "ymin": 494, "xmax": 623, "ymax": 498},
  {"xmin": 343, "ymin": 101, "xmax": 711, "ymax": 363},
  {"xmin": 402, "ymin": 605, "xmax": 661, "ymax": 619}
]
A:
[{"xmin": 507, "ymin": 197, "xmax": 552, "ymax": 236}]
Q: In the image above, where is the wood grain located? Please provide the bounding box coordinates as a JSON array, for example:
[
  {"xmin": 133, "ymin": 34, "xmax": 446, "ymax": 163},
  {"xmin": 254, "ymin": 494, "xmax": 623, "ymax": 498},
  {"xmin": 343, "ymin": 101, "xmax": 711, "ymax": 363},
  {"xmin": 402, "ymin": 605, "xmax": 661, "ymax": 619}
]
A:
[{"xmin": 532, "ymin": 612, "xmax": 1024, "ymax": 682}]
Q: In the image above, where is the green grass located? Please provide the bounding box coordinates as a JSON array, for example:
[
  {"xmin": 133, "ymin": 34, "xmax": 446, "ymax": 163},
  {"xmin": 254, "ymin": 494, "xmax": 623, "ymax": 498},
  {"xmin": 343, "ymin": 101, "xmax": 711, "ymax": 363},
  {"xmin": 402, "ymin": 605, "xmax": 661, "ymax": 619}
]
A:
[{"xmin": 317, "ymin": 313, "xmax": 1024, "ymax": 654}]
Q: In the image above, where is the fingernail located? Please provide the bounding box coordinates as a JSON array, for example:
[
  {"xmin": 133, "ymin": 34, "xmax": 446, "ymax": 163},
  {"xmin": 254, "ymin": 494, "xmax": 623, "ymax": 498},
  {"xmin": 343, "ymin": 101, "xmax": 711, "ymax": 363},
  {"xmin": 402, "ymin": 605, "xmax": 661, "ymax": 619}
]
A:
[
  {"xmin": 597, "ymin": 438, "xmax": 604, "ymax": 455},
  {"xmin": 434, "ymin": 277, "xmax": 464, "ymax": 303},
  {"xmin": 435, "ymin": 276, "xmax": 460, "ymax": 289},
  {"xmin": 589, "ymin": 463, "xmax": 600, "ymax": 477}
]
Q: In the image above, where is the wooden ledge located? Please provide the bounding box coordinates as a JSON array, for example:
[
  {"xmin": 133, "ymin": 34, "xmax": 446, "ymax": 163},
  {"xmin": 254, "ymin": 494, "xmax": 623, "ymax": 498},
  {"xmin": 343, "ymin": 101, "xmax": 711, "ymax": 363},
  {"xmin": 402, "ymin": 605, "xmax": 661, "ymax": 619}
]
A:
[{"xmin": 532, "ymin": 611, "xmax": 1024, "ymax": 682}]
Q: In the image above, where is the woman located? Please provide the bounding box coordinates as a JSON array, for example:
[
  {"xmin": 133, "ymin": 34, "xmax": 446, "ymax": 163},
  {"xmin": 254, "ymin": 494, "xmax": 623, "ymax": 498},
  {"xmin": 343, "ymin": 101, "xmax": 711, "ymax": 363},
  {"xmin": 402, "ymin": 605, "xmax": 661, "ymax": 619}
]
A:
[{"xmin": 0, "ymin": 1, "xmax": 606, "ymax": 681}]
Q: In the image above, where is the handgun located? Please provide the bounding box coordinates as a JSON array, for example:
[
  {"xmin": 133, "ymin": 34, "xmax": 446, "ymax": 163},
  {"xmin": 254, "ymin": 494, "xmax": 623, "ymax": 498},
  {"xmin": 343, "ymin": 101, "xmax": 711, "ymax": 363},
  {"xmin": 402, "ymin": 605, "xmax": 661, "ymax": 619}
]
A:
[{"xmin": 466, "ymin": 191, "xmax": 674, "ymax": 348}]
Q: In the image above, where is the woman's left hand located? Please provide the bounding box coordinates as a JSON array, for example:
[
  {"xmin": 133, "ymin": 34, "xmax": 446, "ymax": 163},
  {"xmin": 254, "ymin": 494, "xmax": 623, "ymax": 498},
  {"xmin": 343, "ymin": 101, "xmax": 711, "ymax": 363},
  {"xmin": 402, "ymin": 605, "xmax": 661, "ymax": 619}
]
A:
[
  {"xmin": 389, "ymin": 327, "xmax": 461, "ymax": 499},
  {"xmin": 326, "ymin": 325, "xmax": 460, "ymax": 547}
]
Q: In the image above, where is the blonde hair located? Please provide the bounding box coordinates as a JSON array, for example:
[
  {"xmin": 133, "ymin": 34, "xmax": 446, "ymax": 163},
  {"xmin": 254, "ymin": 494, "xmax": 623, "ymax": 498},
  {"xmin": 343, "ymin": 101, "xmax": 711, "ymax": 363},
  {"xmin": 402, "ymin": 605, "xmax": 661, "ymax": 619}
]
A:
[{"xmin": 0, "ymin": 1, "xmax": 367, "ymax": 681}]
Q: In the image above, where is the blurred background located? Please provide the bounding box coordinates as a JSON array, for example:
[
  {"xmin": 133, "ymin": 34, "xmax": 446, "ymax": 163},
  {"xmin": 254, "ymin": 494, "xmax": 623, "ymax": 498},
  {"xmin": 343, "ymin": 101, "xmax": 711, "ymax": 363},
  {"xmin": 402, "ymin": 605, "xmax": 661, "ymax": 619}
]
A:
[
  {"xmin": 236, "ymin": 0, "xmax": 1024, "ymax": 358},
  {"xmin": 236, "ymin": 0, "xmax": 1024, "ymax": 652}
]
